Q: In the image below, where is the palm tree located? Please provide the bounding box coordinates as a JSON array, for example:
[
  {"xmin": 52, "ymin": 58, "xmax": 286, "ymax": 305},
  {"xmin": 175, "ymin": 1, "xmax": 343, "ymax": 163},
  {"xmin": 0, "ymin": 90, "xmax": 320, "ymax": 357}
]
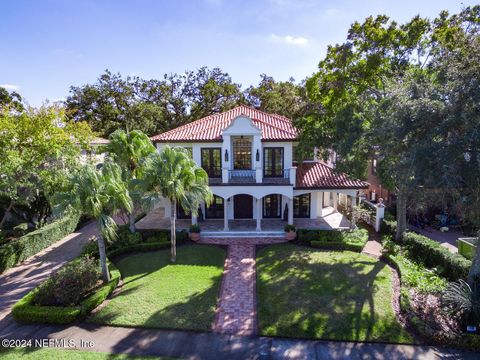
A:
[
  {"xmin": 105, "ymin": 130, "xmax": 156, "ymax": 233},
  {"xmin": 142, "ymin": 146, "xmax": 212, "ymax": 262},
  {"xmin": 53, "ymin": 162, "xmax": 132, "ymax": 282}
]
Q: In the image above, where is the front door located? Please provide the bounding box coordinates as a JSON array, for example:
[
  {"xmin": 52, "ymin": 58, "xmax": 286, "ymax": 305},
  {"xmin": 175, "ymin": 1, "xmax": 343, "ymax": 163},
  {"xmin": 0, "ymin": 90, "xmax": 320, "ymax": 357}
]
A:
[{"xmin": 234, "ymin": 194, "xmax": 253, "ymax": 219}]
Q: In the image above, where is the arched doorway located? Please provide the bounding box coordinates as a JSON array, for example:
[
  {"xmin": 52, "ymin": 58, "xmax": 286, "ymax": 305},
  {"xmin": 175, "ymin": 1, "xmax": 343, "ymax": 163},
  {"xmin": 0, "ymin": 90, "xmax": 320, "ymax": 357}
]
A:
[{"xmin": 233, "ymin": 194, "xmax": 253, "ymax": 219}]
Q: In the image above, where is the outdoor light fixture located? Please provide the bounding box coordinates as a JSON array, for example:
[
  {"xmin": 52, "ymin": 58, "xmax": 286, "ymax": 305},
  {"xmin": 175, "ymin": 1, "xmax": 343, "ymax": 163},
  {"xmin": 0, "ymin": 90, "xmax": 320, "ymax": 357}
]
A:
[
  {"xmin": 256, "ymin": 149, "xmax": 260, "ymax": 162},
  {"xmin": 225, "ymin": 149, "xmax": 229, "ymax": 162}
]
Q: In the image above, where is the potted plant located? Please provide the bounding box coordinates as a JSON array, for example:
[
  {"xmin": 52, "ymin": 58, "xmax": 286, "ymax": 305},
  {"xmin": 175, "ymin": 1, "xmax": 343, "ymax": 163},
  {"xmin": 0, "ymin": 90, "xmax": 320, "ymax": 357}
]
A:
[
  {"xmin": 284, "ymin": 224, "xmax": 296, "ymax": 241},
  {"xmin": 189, "ymin": 224, "xmax": 201, "ymax": 242}
]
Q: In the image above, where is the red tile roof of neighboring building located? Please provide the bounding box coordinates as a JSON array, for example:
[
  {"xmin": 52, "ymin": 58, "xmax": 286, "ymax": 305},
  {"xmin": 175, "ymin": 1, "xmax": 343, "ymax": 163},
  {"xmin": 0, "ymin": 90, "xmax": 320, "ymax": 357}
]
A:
[
  {"xmin": 295, "ymin": 162, "xmax": 369, "ymax": 189},
  {"xmin": 150, "ymin": 105, "xmax": 298, "ymax": 142}
]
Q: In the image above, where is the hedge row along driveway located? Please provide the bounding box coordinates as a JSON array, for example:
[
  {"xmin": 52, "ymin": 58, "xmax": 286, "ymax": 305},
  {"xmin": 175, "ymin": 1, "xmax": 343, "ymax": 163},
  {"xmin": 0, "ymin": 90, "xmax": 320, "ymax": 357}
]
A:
[
  {"xmin": 88, "ymin": 245, "xmax": 226, "ymax": 331},
  {"xmin": 256, "ymin": 244, "xmax": 413, "ymax": 343}
]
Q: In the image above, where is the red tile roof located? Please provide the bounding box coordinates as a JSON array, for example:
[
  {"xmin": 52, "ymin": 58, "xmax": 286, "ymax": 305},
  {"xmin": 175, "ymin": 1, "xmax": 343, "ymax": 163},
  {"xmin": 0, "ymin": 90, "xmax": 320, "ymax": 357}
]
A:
[
  {"xmin": 150, "ymin": 105, "xmax": 298, "ymax": 142},
  {"xmin": 296, "ymin": 162, "xmax": 369, "ymax": 189}
]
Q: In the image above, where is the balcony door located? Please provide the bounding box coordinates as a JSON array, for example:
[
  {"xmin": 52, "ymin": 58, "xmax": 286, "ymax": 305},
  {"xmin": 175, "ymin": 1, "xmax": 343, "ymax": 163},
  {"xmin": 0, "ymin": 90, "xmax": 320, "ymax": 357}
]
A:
[
  {"xmin": 264, "ymin": 147, "xmax": 284, "ymax": 177},
  {"xmin": 201, "ymin": 148, "xmax": 221, "ymax": 178},
  {"xmin": 233, "ymin": 137, "xmax": 252, "ymax": 170}
]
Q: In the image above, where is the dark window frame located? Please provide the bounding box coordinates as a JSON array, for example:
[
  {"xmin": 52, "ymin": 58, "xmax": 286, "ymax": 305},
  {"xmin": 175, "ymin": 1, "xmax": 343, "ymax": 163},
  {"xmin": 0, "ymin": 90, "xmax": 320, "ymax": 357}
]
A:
[
  {"xmin": 205, "ymin": 195, "xmax": 224, "ymax": 219},
  {"xmin": 201, "ymin": 148, "xmax": 222, "ymax": 178},
  {"xmin": 294, "ymin": 193, "xmax": 311, "ymax": 218},
  {"xmin": 263, "ymin": 194, "xmax": 282, "ymax": 218},
  {"xmin": 263, "ymin": 147, "xmax": 284, "ymax": 178},
  {"xmin": 233, "ymin": 137, "xmax": 252, "ymax": 170}
]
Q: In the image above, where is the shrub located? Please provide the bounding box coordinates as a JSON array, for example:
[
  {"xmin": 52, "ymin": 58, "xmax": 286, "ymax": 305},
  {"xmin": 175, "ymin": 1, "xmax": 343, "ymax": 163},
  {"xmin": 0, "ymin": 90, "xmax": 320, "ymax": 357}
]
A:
[
  {"xmin": 189, "ymin": 224, "xmax": 201, "ymax": 233},
  {"xmin": 380, "ymin": 219, "xmax": 397, "ymax": 236},
  {"xmin": 284, "ymin": 224, "xmax": 296, "ymax": 232},
  {"xmin": 145, "ymin": 232, "xmax": 169, "ymax": 243},
  {"xmin": 403, "ymin": 232, "xmax": 471, "ymax": 281},
  {"xmin": 0, "ymin": 212, "xmax": 80, "ymax": 273},
  {"xmin": 176, "ymin": 230, "xmax": 189, "ymax": 244},
  {"xmin": 298, "ymin": 228, "xmax": 369, "ymax": 252},
  {"xmin": 107, "ymin": 241, "xmax": 170, "ymax": 258},
  {"xmin": 34, "ymin": 257, "xmax": 101, "ymax": 306},
  {"xmin": 12, "ymin": 260, "xmax": 120, "ymax": 324}
]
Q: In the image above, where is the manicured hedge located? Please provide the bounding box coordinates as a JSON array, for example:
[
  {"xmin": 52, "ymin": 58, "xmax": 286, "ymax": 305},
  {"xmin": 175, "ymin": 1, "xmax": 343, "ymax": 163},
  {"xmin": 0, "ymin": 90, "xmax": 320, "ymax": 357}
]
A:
[
  {"xmin": 12, "ymin": 261, "xmax": 120, "ymax": 324},
  {"xmin": 0, "ymin": 213, "xmax": 80, "ymax": 273},
  {"xmin": 106, "ymin": 241, "xmax": 171, "ymax": 258},
  {"xmin": 298, "ymin": 228, "xmax": 369, "ymax": 252},
  {"xmin": 380, "ymin": 219, "xmax": 397, "ymax": 236},
  {"xmin": 403, "ymin": 232, "xmax": 471, "ymax": 281}
]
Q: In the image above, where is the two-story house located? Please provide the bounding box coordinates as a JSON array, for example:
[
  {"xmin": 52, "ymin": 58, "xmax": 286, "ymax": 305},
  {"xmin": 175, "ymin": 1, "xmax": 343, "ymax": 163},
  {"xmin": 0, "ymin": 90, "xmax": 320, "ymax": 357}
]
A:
[{"xmin": 149, "ymin": 105, "xmax": 368, "ymax": 234}]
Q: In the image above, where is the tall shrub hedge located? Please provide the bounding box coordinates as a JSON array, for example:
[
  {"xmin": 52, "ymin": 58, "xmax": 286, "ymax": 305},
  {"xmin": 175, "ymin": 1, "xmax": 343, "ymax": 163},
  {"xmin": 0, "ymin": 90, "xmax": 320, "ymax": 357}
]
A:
[
  {"xmin": 402, "ymin": 232, "xmax": 471, "ymax": 281},
  {"xmin": 0, "ymin": 213, "xmax": 80, "ymax": 273}
]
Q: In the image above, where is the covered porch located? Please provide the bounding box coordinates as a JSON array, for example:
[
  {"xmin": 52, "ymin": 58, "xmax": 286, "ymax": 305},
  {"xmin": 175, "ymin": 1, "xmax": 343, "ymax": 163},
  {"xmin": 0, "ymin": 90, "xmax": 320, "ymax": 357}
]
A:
[{"xmin": 135, "ymin": 206, "xmax": 350, "ymax": 232}]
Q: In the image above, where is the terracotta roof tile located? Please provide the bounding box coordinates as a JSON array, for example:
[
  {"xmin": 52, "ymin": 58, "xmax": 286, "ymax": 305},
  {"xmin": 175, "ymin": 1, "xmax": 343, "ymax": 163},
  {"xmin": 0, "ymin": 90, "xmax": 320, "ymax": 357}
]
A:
[
  {"xmin": 295, "ymin": 162, "xmax": 369, "ymax": 189},
  {"xmin": 150, "ymin": 105, "xmax": 298, "ymax": 142}
]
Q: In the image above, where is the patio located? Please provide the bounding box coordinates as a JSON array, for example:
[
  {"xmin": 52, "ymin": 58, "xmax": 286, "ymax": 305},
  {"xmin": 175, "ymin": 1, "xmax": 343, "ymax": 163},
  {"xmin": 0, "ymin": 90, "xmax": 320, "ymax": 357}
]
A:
[{"xmin": 136, "ymin": 206, "xmax": 350, "ymax": 232}]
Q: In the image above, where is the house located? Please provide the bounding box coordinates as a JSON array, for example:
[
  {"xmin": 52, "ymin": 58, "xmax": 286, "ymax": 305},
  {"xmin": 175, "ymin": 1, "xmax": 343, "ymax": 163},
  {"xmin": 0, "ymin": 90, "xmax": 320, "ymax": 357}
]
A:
[
  {"xmin": 80, "ymin": 137, "xmax": 110, "ymax": 166},
  {"xmin": 147, "ymin": 105, "xmax": 368, "ymax": 233},
  {"xmin": 365, "ymin": 151, "xmax": 392, "ymax": 204}
]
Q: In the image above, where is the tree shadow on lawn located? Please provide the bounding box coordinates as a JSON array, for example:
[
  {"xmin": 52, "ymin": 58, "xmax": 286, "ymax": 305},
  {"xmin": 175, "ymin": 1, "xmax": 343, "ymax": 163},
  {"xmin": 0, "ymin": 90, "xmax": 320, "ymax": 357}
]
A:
[
  {"xmin": 256, "ymin": 244, "xmax": 412, "ymax": 343},
  {"xmin": 88, "ymin": 245, "xmax": 225, "ymax": 332}
]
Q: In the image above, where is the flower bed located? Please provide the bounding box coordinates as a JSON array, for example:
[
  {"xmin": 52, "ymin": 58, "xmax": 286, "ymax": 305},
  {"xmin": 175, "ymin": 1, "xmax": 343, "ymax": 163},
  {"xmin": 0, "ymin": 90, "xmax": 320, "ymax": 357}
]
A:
[{"xmin": 12, "ymin": 260, "xmax": 120, "ymax": 324}]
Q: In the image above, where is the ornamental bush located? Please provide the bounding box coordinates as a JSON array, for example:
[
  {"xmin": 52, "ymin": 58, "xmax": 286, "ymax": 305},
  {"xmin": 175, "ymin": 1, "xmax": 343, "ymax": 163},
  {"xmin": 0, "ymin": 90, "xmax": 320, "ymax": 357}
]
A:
[
  {"xmin": 0, "ymin": 213, "xmax": 80, "ymax": 273},
  {"xmin": 34, "ymin": 257, "xmax": 101, "ymax": 306},
  {"xmin": 402, "ymin": 232, "xmax": 471, "ymax": 281},
  {"xmin": 297, "ymin": 228, "xmax": 369, "ymax": 252}
]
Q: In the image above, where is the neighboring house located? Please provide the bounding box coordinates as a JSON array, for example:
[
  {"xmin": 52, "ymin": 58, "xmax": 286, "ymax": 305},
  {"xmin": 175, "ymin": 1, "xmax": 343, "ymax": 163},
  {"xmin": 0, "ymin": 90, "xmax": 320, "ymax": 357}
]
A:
[
  {"xmin": 366, "ymin": 153, "xmax": 392, "ymax": 204},
  {"xmin": 150, "ymin": 105, "xmax": 368, "ymax": 232},
  {"xmin": 80, "ymin": 137, "xmax": 110, "ymax": 166}
]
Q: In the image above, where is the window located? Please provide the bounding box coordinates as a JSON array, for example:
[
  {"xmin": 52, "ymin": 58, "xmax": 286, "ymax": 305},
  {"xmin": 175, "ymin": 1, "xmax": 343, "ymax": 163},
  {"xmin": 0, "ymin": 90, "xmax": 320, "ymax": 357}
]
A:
[
  {"xmin": 201, "ymin": 148, "xmax": 221, "ymax": 178},
  {"xmin": 205, "ymin": 195, "xmax": 224, "ymax": 219},
  {"xmin": 371, "ymin": 158, "xmax": 377, "ymax": 175},
  {"xmin": 264, "ymin": 148, "xmax": 284, "ymax": 177},
  {"xmin": 263, "ymin": 194, "xmax": 281, "ymax": 218},
  {"xmin": 233, "ymin": 137, "xmax": 252, "ymax": 170},
  {"xmin": 293, "ymin": 193, "xmax": 311, "ymax": 218}
]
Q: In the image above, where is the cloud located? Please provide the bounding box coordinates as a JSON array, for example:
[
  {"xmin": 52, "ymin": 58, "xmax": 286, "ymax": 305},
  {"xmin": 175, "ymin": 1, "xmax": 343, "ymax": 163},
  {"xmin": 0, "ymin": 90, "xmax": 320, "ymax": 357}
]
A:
[
  {"xmin": 0, "ymin": 84, "xmax": 20, "ymax": 91},
  {"xmin": 270, "ymin": 34, "xmax": 309, "ymax": 46}
]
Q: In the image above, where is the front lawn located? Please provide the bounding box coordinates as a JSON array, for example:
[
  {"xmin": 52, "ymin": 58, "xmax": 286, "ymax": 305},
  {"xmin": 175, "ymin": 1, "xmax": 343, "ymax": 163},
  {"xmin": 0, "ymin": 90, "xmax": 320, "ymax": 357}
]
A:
[
  {"xmin": 256, "ymin": 244, "xmax": 413, "ymax": 343},
  {"xmin": 0, "ymin": 347, "xmax": 169, "ymax": 359},
  {"xmin": 88, "ymin": 244, "xmax": 225, "ymax": 331}
]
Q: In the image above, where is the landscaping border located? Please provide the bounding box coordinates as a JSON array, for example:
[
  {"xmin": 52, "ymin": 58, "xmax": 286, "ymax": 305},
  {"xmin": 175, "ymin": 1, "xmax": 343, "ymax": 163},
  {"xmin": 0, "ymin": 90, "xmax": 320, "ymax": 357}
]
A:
[
  {"xmin": 0, "ymin": 212, "xmax": 80, "ymax": 273},
  {"xmin": 297, "ymin": 228, "xmax": 369, "ymax": 252},
  {"xmin": 11, "ymin": 260, "xmax": 120, "ymax": 324}
]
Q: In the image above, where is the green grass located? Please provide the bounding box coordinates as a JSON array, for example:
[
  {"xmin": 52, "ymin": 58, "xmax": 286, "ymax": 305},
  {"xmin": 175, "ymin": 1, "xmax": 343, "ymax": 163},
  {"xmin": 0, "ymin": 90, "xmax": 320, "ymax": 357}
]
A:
[
  {"xmin": 0, "ymin": 347, "xmax": 170, "ymax": 359},
  {"xmin": 256, "ymin": 244, "xmax": 413, "ymax": 343},
  {"xmin": 88, "ymin": 245, "xmax": 225, "ymax": 331}
]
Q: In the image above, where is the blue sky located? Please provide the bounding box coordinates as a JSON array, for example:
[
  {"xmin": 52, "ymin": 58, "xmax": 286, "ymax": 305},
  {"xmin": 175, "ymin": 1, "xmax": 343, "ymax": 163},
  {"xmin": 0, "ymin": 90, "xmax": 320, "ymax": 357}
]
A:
[{"xmin": 1, "ymin": 0, "xmax": 477, "ymax": 106}]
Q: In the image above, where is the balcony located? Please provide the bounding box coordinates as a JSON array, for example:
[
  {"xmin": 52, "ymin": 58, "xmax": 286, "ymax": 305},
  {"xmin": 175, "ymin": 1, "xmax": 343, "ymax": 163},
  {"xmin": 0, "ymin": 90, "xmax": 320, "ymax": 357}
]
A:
[{"xmin": 228, "ymin": 169, "xmax": 256, "ymax": 183}]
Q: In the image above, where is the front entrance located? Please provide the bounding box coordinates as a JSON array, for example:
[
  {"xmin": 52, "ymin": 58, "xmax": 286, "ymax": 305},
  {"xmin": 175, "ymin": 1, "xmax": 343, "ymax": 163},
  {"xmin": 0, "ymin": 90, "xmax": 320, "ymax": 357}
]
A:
[{"xmin": 234, "ymin": 194, "xmax": 253, "ymax": 219}]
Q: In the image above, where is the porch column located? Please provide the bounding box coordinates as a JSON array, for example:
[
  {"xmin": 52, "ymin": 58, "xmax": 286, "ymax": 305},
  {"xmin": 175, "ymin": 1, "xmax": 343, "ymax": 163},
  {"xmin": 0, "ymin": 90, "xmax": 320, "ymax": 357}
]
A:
[
  {"xmin": 223, "ymin": 197, "xmax": 229, "ymax": 231},
  {"xmin": 350, "ymin": 195, "xmax": 357, "ymax": 228},
  {"xmin": 288, "ymin": 197, "xmax": 294, "ymax": 225},
  {"xmin": 256, "ymin": 198, "xmax": 262, "ymax": 231},
  {"xmin": 192, "ymin": 215, "xmax": 197, "ymax": 225},
  {"xmin": 333, "ymin": 192, "xmax": 338, "ymax": 212}
]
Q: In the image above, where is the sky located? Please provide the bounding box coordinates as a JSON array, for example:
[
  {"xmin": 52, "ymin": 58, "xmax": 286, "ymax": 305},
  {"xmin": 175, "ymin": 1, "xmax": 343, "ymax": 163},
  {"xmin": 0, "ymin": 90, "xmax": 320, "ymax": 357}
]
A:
[{"xmin": 1, "ymin": 0, "xmax": 477, "ymax": 106}]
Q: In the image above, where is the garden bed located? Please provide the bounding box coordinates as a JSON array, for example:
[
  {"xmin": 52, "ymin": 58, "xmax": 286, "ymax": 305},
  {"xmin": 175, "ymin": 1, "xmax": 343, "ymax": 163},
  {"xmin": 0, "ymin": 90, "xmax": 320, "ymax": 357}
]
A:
[{"xmin": 296, "ymin": 227, "xmax": 369, "ymax": 252}]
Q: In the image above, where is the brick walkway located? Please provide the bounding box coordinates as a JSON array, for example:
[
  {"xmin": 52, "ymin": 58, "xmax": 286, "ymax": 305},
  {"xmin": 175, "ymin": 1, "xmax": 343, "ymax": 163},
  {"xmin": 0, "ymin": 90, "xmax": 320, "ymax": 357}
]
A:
[{"xmin": 200, "ymin": 237, "xmax": 285, "ymax": 335}]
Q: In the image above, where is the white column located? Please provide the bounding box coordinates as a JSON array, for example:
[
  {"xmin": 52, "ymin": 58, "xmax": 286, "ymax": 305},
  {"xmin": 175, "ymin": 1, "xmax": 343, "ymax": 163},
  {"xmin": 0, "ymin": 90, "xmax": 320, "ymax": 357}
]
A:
[
  {"xmin": 289, "ymin": 166, "xmax": 297, "ymax": 185},
  {"xmin": 222, "ymin": 135, "xmax": 231, "ymax": 183},
  {"xmin": 288, "ymin": 197, "xmax": 294, "ymax": 225},
  {"xmin": 192, "ymin": 215, "xmax": 197, "ymax": 225},
  {"xmin": 256, "ymin": 198, "xmax": 262, "ymax": 231},
  {"xmin": 333, "ymin": 192, "xmax": 338, "ymax": 212},
  {"xmin": 223, "ymin": 197, "xmax": 229, "ymax": 231},
  {"xmin": 375, "ymin": 199, "xmax": 385, "ymax": 232},
  {"xmin": 254, "ymin": 135, "xmax": 262, "ymax": 183}
]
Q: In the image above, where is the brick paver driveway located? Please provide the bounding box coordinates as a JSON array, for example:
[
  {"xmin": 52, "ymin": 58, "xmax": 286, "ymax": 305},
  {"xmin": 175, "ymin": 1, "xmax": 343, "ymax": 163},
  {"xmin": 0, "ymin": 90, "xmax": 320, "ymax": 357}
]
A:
[{"xmin": 200, "ymin": 237, "xmax": 285, "ymax": 335}]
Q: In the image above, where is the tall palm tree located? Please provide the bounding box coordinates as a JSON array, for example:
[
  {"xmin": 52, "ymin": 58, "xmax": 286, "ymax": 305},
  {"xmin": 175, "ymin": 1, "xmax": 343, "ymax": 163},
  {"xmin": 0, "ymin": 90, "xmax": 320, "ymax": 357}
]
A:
[
  {"xmin": 142, "ymin": 146, "xmax": 212, "ymax": 262},
  {"xmin": 53, "ymin": 162, "xmax": 132, "ymax": 281},
  {"xmin": 105, "ymin": 130, "xmax": 156, "ymax": 233}
]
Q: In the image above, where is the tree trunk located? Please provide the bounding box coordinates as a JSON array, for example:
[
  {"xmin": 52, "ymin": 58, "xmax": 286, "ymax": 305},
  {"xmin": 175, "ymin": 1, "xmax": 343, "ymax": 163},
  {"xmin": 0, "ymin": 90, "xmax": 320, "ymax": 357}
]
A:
[
  {"xmin": 170, "ymin": 199, "xmax": 177, "ymax": 263},
  {"xmin": 0, "ymin": 200, "xmax": 14, "ymax": 229},
  {"xmin": 467, "ymin": 231, "xmax": 480, "ymax": 285},
  {"xmin": 97, "ymin": 234, "xmax": 110, "ymax": 282},
  {"xmin": 129, "ymin": 211, "xmax": 136, "ymax": 233},
  {"xmin": 395, "ymin": 186, "xmax": 407, "ymax": 242}
]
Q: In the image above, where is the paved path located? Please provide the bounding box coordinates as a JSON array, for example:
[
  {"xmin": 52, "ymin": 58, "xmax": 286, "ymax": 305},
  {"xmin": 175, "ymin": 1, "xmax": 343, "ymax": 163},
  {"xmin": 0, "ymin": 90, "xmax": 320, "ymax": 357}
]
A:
[
  {"xmin": 1, "ymin": 322, "xmax": 478, "ymax": 360},
  {"xmin": 0, "ymin": 221, "xmax": 98, "ymax": 327},
  {"xmin": 200, "ymin": 237, "xmax": 285, "ymax": 335},
  {"xmin": 362, "ymin": 227, "xmax": 383, "ymax": 258}
]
